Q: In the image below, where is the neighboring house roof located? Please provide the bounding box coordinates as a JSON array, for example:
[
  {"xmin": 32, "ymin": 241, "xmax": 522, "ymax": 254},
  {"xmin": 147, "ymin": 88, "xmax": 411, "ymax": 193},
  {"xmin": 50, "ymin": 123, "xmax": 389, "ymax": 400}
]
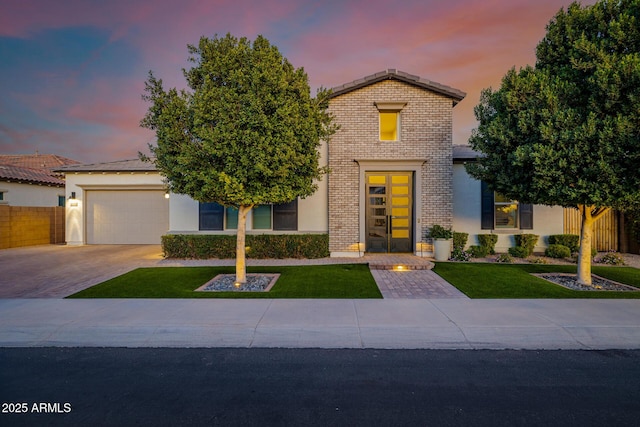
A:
[
  {"xmin": 453, "ymin": 145, "xmax": 482, "ymax": 161},
  {"xmin": 55, "ymin": 158, "xmax": 158, "ymax": 173},
  {"xmin": 0, "ymin": 153, "xmax": 80, "ymax": 175},
  {"xmin": 0, "ymin": 164, "xmax": 65, "ymax": 186},
  {"xmin": 330, "ymin": 69, "xmax": 466, "ymax": 104}
]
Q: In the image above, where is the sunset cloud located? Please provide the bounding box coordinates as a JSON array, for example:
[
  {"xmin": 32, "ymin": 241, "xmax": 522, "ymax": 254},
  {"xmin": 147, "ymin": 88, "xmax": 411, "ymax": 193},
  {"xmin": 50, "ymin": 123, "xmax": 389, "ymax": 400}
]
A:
[{"xmin": 0, "ymin": 0, "xmax": 596, "ymax": 162}]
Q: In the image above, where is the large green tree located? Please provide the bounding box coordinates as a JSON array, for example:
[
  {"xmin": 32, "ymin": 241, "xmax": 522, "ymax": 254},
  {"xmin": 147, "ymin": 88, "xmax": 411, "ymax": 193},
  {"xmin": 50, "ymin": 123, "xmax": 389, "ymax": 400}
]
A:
[
  {"xmin": 141, "ymin": 34, "xmax": 335, "ymax": 283},
  {"xmin": 467, "ymin": 0, "xmax": 640, "ymax": 285}
]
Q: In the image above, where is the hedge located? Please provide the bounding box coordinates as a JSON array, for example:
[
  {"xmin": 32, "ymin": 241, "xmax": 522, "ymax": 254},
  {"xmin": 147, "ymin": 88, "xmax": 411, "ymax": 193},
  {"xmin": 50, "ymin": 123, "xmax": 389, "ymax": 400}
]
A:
[
  {"xmin": 548, "ymin": 234, "xmax": 580, "ymax": 253},
  {"xmin": 162, "ymin": 234, "xmax": 330, "ymax": 259}
]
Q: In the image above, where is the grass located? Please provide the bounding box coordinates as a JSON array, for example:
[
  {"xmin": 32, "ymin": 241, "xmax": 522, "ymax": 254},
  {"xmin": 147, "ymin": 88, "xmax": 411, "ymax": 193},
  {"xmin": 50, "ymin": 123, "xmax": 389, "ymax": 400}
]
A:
[
  {"xmin": 433, "ymin": 263, "xmax": 640, "ymax": 299},
  {"xmin": 66, "ymin": 264, "xmax": 382, "ymax": 299}
]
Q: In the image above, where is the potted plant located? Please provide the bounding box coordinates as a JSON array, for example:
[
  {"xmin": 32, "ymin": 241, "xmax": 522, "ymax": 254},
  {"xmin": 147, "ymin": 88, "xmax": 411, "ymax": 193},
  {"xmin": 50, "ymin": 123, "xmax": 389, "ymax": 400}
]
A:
[{"xmin": 429, "ymin": 225, "xmax": 453, "ymax": 261}]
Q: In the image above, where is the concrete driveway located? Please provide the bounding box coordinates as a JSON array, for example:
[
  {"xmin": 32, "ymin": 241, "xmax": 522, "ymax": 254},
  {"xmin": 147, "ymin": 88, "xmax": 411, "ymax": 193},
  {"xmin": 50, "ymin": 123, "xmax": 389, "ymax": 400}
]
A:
[{"xmin": 0, "ymin": 245, "xmax": 165, "ymax": 298}]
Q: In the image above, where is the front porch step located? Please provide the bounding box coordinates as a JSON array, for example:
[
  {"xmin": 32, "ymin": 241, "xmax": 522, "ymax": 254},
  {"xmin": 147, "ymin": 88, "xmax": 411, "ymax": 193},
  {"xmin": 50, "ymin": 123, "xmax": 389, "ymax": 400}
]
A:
[{"xmin": 363, "ymin": 254, "xmax": 435, "ymax": 271}]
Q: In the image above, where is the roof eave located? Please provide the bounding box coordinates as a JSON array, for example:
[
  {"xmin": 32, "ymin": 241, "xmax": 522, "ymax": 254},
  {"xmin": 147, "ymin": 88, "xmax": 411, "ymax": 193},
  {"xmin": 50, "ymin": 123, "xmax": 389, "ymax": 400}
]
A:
[{"xmin": 329, "ymin": 69, "xmax": 466, "ymax": 104}]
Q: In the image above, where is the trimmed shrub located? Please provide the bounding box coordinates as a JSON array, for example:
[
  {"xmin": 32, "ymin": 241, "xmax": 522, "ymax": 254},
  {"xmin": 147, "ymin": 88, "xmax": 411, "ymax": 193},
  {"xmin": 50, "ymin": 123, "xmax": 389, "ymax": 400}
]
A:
[
  {"xmin": 467, "ymin": 245, "xmax": 489, "ymax": 258},
  {"xmin": 508, "ymin": 246, "xmax": 530, "ymax": 258},
  {"xmin": 514, "ymin": 234, "xmax": 539, "ymax": 256},
  {"xmin": 545, "ymin": 244, "xmax": 571, "ymax": 259},
  {"xmin": 162, "ymin": 234, "xmax": 329, "ymax": 259},
  {"xmin": 495, "ymin": 253, "xmax": 513, "ymax": 263},
  {"xmin": 452, "ymin": 232, "xmax": 469, "ymax": 251},
  {"xmin": 477, "ymin": 234, "xmax": 498, "ymax": 255},
  {"xmin": 548, "ymin": 234, "xmax": 579, "ymax": 253}
]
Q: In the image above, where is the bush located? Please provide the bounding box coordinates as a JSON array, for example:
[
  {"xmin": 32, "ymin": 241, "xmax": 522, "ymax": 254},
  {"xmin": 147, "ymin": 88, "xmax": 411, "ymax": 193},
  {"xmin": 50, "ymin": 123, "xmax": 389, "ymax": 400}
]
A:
[
  {"xmin": 514, "ymin": 234, "xmax": 539, "ymax": 256},
  {"xmin": 450, "ymin": 247, "xmax": 471, "ymax": 262},
  {"xmin": 162, "ymin": 234, "xmax": 330, "ymax": 259},
  {"xmin": 429, "ymin": 225, "xmax": 453, "ymax": 239},
  {"xmin": 545, "ymin": 244, "xmax": 571, "ymax": 259},
  {"xmin": 508, "ymin": 246, "xmax": 530, "ymax": 258},
  {"xmin": 452, "ymin": 232, "xmax": 469, "ymax": 251},
  {"xmin": 477, "ymin": 234, "xmax": 498, "ymax": 255},
  {"xmin": 529, "ymin": 257, "xmax": 548, "ymax": 264},
  {"xmin": 495, "ymin": 253, "xmax": 513, "ymax": 263},
  {"xmin": 548, "ymin": 234, "xmax": 579, "ymax": 253},
  {"xmin": 467, "ymin": 245, "xmax": 489, "ymax": 258},
  {"xmin": 597, "ymin": 251, "xmax": 626, "ymax": 265}
]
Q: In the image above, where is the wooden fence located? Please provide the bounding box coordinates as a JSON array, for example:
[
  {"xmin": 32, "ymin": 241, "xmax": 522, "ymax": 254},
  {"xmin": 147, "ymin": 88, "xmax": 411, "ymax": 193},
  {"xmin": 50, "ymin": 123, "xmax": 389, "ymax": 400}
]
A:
[
  {"xmin": 0, "ymin": 205, "xmax": 65, "ymax": 249},
  {"xmin": 563, "ymin": 207, "xmax": 618, "ymax": 252}
]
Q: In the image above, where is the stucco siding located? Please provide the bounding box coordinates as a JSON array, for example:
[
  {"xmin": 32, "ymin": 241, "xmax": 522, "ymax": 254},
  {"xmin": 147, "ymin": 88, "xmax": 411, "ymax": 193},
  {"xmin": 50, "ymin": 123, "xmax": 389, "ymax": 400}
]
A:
[{"xmin": 453, "ymin": 164, "xmax": 564, "ymax": 253}]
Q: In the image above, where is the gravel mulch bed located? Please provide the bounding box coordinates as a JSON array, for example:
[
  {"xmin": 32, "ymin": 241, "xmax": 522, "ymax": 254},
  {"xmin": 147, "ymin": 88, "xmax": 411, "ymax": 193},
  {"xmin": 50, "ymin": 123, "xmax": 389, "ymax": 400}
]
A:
[
  {"xmin": 196, "ymin": 274, "xmax": 279, "ymax": 292},
  {"xmin": 534, "ymin": 273, "xmax": 639, "ymax": 292}
]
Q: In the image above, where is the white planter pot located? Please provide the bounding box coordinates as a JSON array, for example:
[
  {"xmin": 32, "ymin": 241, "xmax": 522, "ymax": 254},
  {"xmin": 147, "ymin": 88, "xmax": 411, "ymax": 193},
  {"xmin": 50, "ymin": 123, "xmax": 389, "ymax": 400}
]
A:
[{"xmin": 433, "ymin": 239, "xmax": 452, "ymax": 261}]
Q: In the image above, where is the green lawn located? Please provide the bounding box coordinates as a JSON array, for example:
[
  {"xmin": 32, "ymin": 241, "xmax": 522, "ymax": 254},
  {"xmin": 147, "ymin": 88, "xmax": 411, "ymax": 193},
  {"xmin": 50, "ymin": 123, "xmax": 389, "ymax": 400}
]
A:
[
  {"xmin": 433, "ymin": 263, "xmax": 640, "ymax": 299},
  {"xmin": 66, "ymin": 264, "xmax": 382, "ymax": 299}
]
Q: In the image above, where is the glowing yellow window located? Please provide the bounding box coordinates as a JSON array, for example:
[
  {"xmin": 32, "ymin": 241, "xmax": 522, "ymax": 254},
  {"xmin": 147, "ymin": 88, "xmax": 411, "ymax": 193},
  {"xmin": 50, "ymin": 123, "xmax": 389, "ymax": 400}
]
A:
[{"xmin": 379, "ymin": 112, "xmax": 398, "ymax": 141}]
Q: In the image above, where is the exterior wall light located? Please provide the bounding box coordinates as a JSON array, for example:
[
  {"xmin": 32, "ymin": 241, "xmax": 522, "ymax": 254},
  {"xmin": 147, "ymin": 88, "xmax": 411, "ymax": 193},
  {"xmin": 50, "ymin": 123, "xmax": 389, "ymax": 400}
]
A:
[{"xmin": 69, "ymin": 192, "xmax": 76, "ymax": 200}]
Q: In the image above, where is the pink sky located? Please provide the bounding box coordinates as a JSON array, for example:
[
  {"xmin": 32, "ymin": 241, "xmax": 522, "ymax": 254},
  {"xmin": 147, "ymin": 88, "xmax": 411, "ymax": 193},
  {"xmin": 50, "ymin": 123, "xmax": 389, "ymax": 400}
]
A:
[{"xmin": 0, "ymin": 0, "xmax": 595, "ymax": 163}]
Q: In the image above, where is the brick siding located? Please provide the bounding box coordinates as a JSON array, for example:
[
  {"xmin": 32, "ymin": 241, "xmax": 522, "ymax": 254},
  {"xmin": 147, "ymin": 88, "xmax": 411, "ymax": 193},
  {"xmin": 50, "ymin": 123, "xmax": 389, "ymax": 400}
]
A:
[{"xmin": 327, "ymin": 79, "xmax": 455, "ymax": 254}]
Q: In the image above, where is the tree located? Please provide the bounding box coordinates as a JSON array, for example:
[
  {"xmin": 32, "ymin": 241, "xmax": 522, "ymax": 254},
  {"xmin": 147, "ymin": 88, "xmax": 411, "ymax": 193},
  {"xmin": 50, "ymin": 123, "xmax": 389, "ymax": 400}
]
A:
[
  {"xmin": 141, "ymin": 34, "xmax": 335, "ymax": 284},
  {"xmin": 467, "ymin": 0, "xmax": 640, "ymax": 285}
]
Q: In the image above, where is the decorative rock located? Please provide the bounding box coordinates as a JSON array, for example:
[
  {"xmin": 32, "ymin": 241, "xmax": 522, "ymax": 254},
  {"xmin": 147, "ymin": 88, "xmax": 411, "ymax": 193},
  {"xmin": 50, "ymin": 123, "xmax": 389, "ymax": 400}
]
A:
[
  {"xmin": 535, "ymin": 273, "xmax": 639, "ymax": 292},
  {"xmin": 197, "ymin": 274, "xmax": 279, "ymax": 292}
]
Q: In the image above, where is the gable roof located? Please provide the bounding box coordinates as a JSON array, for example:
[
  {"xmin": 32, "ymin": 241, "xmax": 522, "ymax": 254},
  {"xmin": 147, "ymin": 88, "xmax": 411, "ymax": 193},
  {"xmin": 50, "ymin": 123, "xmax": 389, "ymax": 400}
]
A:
[
  {"xmin": 329, "ymin": 69, "xmax": 466, "ymax": 104},
  {"xmin": 55, "ymin": 158, "xmax": 157, "ymax": 173},
  {"xmin": 0, "ymin": 164, "xmax": 65, "ymax": 186}
]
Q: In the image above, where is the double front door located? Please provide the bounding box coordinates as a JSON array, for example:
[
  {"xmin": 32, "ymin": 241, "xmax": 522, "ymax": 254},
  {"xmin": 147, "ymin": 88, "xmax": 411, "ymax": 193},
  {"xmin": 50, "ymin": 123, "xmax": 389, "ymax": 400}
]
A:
[{"xmin": 365, "ymin": 172, "xmax": 413, "ymax": 253}]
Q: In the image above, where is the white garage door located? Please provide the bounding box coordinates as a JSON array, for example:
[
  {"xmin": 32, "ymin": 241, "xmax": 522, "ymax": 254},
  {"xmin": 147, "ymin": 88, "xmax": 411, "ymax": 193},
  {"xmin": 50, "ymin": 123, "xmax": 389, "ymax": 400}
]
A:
[{"xmin": 86, "ymin": 190, "xmax": 169, "ymax": 244}]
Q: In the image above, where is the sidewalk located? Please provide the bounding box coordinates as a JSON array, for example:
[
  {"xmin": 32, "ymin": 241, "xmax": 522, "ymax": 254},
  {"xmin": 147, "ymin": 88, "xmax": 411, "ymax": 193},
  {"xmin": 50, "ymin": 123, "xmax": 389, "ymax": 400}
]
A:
[{"xmin": 1, "ymin": 298, "xmax": 639, "ymax": 349}]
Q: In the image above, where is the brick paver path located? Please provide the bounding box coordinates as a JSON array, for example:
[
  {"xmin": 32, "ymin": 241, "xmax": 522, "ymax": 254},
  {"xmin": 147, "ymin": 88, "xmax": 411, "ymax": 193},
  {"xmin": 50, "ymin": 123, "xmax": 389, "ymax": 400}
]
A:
[{"xmin": 370, "ymin": 269, "xmax": 468, "ymax": 299}]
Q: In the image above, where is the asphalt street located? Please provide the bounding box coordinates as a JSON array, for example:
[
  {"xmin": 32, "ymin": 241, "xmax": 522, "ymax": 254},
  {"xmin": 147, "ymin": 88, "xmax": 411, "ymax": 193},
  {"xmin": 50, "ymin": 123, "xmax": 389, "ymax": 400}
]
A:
[{"xmin": 1, "ymin": 348, "xmax": 639, "ymax": 426}]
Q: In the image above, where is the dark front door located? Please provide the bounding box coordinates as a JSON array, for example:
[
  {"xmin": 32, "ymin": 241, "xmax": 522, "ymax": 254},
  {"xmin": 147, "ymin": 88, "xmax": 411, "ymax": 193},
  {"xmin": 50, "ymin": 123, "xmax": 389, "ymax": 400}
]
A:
[{"xmin": 365, "ymin": 172, "xmax": 413, "ymax": 253}]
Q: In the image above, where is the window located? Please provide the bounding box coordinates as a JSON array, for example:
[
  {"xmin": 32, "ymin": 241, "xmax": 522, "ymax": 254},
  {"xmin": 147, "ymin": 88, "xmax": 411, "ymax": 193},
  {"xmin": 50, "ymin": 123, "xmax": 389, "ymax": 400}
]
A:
[
  {"xmin": 225, "ymin": 207, "xmax": 238, "ymax": 229},
  {"xmin": 0, "ymin": 192, "xmax": 4, "ymax": 201},
  {"xmin": 199, "ymin": 203, "xmax": 240, "ymax": 230},
  {"xmin": 481, "ymin": 182, "xmax": 533, "ymax": 230},
  {"xmin": 58, "ymin": 195, "xmax": 65, "ymax": 207},
  {"xmin": 375, "ymin": 101, "xmax": 406, "ymax": 141},
  {"xmin": 254, "ymin": 201, "xmax": 299, "ymax": 231},
  {"xmin": 494, "ymin": 193, "xmax": 519, "ymax": 228},
  {"xmin": 199, "ymin": 203, "xmax": 224, "ymax": 230},
  {"xmin": 199, "ymin": 201, "xmax": 298, "ymax": 231},
  {"xmin": 273, "ymin": 200, "xmax": 298, "ymax": 231},
  {"xmin": 252, "ymin": 205, "xmax": 272, "ymax": 229},
  {"xmin": 379, "ymin": 112, "xmax": 399, "ymax": 141}
]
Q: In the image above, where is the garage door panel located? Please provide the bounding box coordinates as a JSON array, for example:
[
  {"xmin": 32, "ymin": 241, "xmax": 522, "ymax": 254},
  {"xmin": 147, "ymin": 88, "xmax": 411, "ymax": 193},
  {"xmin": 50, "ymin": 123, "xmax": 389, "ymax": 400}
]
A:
[{"xmin": 86, "ymin": 190, "xmax": 169, "ymax": 244}]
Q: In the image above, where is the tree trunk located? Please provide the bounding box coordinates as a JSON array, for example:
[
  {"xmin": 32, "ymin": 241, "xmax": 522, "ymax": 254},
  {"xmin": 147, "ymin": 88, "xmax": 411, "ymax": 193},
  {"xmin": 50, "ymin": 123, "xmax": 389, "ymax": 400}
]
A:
[
  {"xmin": 576, "ymin": 205, "xmax": 610, "ymax": 286},
  {"xmin": 576, "ymin": 205, "xmax": 594, "ymax": 286},
  {"xmin": 235, "ymin": 205, "xmax": 252, "ymax": 284}
]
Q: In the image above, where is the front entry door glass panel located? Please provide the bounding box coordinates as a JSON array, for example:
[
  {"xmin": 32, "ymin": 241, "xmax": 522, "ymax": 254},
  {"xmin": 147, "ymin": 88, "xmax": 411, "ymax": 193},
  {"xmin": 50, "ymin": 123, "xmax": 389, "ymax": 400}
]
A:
[{"xmin": 365, "ymin": 172, "xmax": 413, "ymax": 253}]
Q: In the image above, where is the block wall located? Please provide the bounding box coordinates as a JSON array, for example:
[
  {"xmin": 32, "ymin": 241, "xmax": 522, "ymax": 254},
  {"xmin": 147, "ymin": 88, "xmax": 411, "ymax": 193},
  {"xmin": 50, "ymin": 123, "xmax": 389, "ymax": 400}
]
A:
[{"xmin": 0, "ymin": 205, "xmax": 65, "ymax": 249}]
